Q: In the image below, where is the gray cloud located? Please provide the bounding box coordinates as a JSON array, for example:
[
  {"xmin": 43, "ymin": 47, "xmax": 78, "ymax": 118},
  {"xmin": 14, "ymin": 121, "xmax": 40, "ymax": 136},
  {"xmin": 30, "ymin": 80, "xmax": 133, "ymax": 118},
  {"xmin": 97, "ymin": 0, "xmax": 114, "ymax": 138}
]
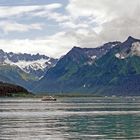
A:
[
  {"xmin": 0, "ymin": 0, "xmax": 140, "ymax": 58},
  {"xmin": 67, "ymin": 0, "xmax": 140, "ymax": 45}
]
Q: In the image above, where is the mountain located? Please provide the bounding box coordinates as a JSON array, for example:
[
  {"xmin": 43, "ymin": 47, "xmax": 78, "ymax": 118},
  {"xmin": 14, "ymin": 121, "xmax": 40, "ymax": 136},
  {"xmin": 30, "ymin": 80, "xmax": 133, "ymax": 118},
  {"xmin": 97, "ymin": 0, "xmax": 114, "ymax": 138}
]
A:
[
  {"xmin": 34, "ymin": 36, "xmax": 140, "ymax": 96},
  {"xmin": 33, "ymin": 41, "xmax": 121, "ymax": 92},
  {"xmin": 0, "ymin": 82, "xmax": 30, "ymax": 97},
  {"xmin": 0, "ymin": 50, "xmax": 58, "ymax": 79},
  {"xmin": 0, "ymin": 64, "xmax": 36, "ymax": 89},
  {"xmin": 1, "ymin": 36, "xmax": 140, "ymax": 96},
  {"xmin": 70, "ymin": 36, "xmax": 140, "ymax": 96},
  {"xmin": 0, "ymin": 50, "xmax": 58, "ymax": 91}
]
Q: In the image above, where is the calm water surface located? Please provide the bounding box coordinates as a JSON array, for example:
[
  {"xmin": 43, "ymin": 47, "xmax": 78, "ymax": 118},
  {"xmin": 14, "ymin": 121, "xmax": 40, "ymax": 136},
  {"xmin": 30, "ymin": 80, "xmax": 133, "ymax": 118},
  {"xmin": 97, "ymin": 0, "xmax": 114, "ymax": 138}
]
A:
[{"xmin": 0, "ymin": 97, "xmax": 140, "ymax": 140}]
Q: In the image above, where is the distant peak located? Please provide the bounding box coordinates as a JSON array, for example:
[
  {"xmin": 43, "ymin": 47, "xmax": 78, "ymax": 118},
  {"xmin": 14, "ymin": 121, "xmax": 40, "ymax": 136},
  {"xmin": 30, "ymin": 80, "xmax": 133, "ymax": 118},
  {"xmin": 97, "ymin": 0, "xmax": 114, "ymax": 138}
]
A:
[
  {"xmin": 66, "ymin": 46, "xmax": 83, "ymax": 57},
  {"xmin": 73, "ymin": 46, "xmax": 81, "ymax": 49},
  {"xmin": 71, "ymin": 46, "xmax": 83, "ymax": 51},
  {"xmin": 126, "ymin": 36, "xmax": 140, "ymax": 42},
  {"xmin": 0, "ymin": 49, "xmax": 4, "ymax": 53},
  {"xmin": 127, "ymin": 36, "xmax": 135, "ymax": 40}
]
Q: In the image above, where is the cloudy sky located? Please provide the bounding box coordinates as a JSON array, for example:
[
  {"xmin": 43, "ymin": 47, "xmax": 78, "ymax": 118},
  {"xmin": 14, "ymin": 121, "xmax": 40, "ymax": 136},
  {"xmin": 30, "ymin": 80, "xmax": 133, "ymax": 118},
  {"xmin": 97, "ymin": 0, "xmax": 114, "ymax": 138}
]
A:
[{"xmin": 0, "ymin": 0, "xmax": 140, "ymax": 58}]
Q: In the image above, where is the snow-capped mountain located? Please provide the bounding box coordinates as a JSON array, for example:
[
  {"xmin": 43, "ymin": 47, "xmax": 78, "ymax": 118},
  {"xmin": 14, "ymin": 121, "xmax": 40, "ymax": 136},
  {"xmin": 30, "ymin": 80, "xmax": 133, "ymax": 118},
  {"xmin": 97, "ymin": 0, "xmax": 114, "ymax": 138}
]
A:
[
  {"xmin": 34, "ymin": 36, "xmax": 140, "ymax": 96},
  {"xmin": 115, "ymin": 37, "xmax": 140, "ymax": 59},
  {"xmin": 0, "ymin": 50, "xmax": 58, "ymax": 78},
  {"xmin": 65, "ymin": 41, "xmax": 121, "ymax": 66}
]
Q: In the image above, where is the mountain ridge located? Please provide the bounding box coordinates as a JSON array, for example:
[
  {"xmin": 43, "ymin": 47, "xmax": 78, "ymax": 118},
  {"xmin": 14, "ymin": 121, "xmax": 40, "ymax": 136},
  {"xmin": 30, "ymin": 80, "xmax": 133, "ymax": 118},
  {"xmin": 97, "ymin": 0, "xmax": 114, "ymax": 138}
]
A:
[
  {"xmin": 0, "ymin": 50, "xmax": 58, "ymax": 78},
  {"xmin": 33, "ymin": 36, "xmax": 140, "ymax": 96},
  {"xmin": 1, "ymin": 36, "xmax": 140, "ymax": 96}
]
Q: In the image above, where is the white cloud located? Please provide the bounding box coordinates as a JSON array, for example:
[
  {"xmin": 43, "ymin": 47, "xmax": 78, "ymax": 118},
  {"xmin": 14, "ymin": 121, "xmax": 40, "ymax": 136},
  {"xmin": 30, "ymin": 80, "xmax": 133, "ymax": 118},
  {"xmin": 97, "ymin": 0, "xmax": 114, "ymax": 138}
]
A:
[
  {"xmin": 0, "ymin": 0, "xmax": 140, "ymax": 58},
  {"xmin": 44, "ymin": 3, "xmax": 62, "ymax": 10},
  {"xmin": 100, "ymin": 17, "xmax": 140, "ymax": 42},
  {"xmin": 67, "ymin": 0, "xmax": 140, "ymax": 22},
  {"xmin": 0, "ymin": 3, "xmax": 68, "ymax": 23},
  {"xmin": 60, "ymin": 21, "xmax": 89, "ymax": 29},
  {"xmin": 0, "ymin": 29, "xmax": 101, "ymax": 58},
  {"xmin": 0, "ymin": 3, "xmax": 62, "ymax": 18},
  {"xmin": 67, "ymin": 0, "xmax": 109, "ymax": 23},
  {"xmin": 0, "ymin": 32, "xmax": 78, "ymax": 58},
  {"xmin": 66, "ymin": 0, "xmax": 140, "ymax": 45},
  {"xmin": 0, "ymin": 21, "xmax": 43, "ymax": 33},
  {"xmin": 33, "ymin": 11, "xmax": 69, "ymax": 22}
]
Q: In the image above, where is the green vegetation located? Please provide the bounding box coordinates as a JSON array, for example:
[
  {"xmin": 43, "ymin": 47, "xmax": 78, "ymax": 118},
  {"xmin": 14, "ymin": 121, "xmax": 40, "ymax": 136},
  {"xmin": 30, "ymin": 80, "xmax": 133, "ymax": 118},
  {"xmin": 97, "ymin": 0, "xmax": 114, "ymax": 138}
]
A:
[
  {"xmin": 34, "ymin": 44, "xmax": 140, "ymax": 96},
  {"xmin": 0, "ymin": 82, "xmax": 32, "ymax": 97},
  {"xmin": 0, "ymin": 64, "xmax": 37, "ymax": 90}
]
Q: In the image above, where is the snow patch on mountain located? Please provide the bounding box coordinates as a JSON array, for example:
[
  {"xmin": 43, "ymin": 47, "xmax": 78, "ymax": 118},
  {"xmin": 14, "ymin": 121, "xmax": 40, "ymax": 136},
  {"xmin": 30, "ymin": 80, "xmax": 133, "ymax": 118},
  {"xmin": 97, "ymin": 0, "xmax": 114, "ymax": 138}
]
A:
[
  {"xmin": 115, "ymin": 41, "xmax": 140, "ymax": 59},
  {"xmin": 0, "ymin": 49, "xmax": 58, "ymax": 78},
  {"xmin": 131, "ymin": 42, "xmax": 140, "ymax": 56},
  {"xmin": 4, "ymin": 58, "xmax": 51, "ymax": 72},
  {"xmin": 115, "ymin": 53, "xmax": 126, "ymax": 59},
  {"xmin": 91, "ymin": 55, "xmax": 97, "ymax": 59}
]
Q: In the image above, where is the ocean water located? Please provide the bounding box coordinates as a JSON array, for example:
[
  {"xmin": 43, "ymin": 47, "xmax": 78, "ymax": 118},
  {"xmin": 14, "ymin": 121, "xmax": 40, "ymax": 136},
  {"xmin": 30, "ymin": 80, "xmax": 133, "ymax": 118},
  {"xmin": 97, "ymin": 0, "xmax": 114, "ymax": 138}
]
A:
[{"xmin": 0, "ymin": 97, "xmax": 140, "ymax": 140}]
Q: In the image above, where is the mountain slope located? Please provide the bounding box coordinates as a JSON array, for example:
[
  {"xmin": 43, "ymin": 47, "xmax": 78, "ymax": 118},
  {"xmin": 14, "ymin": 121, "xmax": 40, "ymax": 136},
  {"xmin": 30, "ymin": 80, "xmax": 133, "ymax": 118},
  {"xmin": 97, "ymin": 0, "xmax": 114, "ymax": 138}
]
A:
[
  {"xmin": 0, "ymin": 82, "xmax": 30, "ymax": 97},
  {"xmin": 0, "ymin": 50, "xmax": 58, "ymax": 91},
  {"xmin": 0, "ymin": 50, "xmax": 58, "ymax": 78},
  {"xmin": 33, "ymin": 41, "xmax": 121, "ymax": 93},
  {"xmin": 0, "ymin": 64, "xmax": 36, "ymax": 90},
  {"xmin": 34, "ymin": 36, "xmax": 140, "ymax": 95}
]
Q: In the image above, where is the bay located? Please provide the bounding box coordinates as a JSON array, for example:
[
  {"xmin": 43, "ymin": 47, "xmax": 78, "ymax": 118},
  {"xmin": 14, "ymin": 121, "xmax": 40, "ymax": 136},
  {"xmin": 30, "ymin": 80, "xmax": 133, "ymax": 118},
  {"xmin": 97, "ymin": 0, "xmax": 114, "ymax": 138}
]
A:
[{"xmin": 0, "ymin": 97, "xmax": 140, "ymax": 140}]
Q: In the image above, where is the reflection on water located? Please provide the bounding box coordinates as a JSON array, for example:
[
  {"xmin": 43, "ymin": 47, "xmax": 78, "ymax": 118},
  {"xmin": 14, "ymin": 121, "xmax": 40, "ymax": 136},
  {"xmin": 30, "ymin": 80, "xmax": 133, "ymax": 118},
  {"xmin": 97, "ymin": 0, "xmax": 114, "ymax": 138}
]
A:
[{"xmin": 0, "ymin": 97, "xmax": 140, "ymax": 140}]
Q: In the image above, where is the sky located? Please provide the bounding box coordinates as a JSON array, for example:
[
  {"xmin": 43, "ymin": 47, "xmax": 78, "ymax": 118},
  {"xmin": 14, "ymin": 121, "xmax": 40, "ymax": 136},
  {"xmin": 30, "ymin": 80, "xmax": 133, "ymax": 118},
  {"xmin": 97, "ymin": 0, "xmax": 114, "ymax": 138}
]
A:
[{"xmin": 0, "ymin": 0, "xmax": 140, "ymax": 58}]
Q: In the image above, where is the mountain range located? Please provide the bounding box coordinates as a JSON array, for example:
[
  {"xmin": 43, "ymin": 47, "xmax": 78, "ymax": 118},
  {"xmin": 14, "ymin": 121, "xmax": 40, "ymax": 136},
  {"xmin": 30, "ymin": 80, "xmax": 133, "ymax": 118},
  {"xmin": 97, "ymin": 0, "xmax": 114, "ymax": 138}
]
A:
[
  {"xmin": 0, "ymin": 36, "xmax": 140, "ymax": 96},
  {"xmin": 0, "ymin": 50, "xmax": 58, "ymax": 90},
  {"xmin": 0, "ymin": 50, "xmax": 58, "ymax": 78},
  {"xmin": 34, "ymin": 36, "xmax": 140, "ymax": 96}
]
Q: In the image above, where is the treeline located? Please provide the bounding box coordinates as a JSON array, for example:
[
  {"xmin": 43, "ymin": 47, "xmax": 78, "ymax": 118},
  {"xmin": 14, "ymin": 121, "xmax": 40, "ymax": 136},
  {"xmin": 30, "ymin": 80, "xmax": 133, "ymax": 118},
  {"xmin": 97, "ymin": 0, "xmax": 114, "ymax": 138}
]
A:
[{"xmin": 0, "ymin": 82, "xmax": 29, "ymax": 96}]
